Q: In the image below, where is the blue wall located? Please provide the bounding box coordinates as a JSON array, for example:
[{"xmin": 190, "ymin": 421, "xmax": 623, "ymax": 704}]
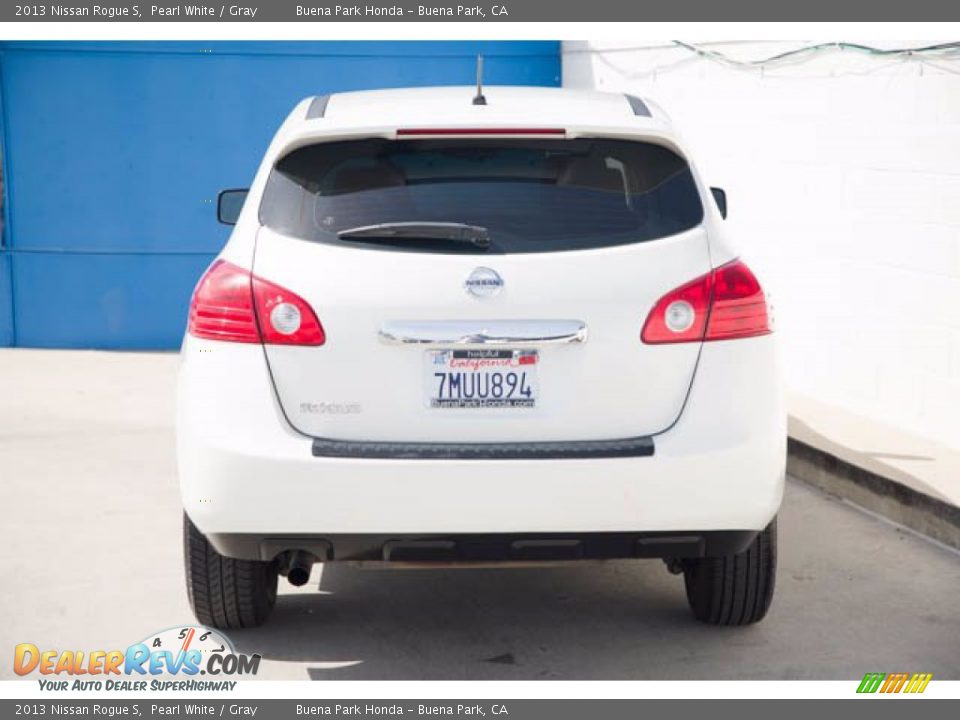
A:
[{"xmin": 0, "ymin": 41, "xmax": 560, "ymax": 348}]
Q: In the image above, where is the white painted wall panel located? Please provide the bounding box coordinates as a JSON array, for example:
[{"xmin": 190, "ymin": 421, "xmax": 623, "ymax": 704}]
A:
[{"xmin": 564, "ymin": 41, "xmax": 960, "ymax": 448}]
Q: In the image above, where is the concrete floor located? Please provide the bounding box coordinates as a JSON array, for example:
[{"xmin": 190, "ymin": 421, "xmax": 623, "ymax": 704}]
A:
[{"xmin": 1, "ymin": 350, "xmax": 958, "ymax": 680}]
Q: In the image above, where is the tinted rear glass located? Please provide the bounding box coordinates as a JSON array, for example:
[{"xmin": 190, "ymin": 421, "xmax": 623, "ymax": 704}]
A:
[{"xmin": 260, "ymin": 138, "xmax": 703, "ymax": 254}]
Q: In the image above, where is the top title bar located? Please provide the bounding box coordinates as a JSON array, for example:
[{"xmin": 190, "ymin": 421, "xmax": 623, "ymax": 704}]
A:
[{"xmin": 6, "ymin": 0, "xmax": 960, "ymax": 22}]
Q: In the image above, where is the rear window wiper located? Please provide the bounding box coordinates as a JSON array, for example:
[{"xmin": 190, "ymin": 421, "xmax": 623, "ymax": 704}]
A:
[{"xmin": 337, "ymin": 222, "xmax": 490, "ymax": 249}]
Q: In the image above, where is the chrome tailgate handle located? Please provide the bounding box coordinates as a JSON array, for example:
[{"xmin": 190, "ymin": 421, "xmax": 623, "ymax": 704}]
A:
[{"xmin": 379, "ymin": 320, "xmax": 588, "ymax": 346}]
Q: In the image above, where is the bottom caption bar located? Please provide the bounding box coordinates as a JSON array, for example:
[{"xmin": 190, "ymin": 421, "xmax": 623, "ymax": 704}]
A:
[{"xmin": 2, "ymin": 700, "xmax": 958, "ymax": 719}]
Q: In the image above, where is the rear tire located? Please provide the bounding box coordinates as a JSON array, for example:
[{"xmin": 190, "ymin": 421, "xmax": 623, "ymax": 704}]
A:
[
  {"xmin": 682, "ymin": 518, "xmax": 777, "ymax": 625},
  {"xmin": 183, "ymin": 513, "xmax": 278, "ymax": 629}
]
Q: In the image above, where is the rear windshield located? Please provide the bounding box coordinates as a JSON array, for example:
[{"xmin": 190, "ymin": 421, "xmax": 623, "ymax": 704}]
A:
[{"xmin": 259, "ymin": 138, "xmax": 704, "ymax": 254}]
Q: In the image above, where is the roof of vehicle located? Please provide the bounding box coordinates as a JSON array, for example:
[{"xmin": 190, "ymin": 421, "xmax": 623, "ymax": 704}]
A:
[{"xmin": 270, "ymin": 86, "xmax": 679, "ymax": 152}]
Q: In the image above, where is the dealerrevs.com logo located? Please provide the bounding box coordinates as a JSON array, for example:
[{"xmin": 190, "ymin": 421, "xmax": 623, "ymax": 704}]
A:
[{"xmin": 14, "ymin": 626, "xmax": 260, "ymax": 691}]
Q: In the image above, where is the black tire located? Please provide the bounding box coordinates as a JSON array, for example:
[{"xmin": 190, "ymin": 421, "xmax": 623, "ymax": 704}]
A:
[
  {"xmin": 183, "ymin": 513, "xmax": 278, "ymax": 629},
  {"xmin": 682, "ymin": 518, "xmax": 777, "ymax": 626}
]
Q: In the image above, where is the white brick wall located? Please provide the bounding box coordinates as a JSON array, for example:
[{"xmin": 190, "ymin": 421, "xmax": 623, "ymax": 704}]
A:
[{"xmin": 564, "ymin": 41, "xmax": 960, "ymax": 449}]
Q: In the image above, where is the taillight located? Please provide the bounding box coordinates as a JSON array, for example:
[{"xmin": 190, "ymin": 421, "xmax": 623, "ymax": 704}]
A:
[
  {"xmin": 641, "ymin": 259, "xmax": 770, "ymax": 344},
  {"xmin": 705, "ymin": 259, "xmax": 770, "ymax": 341},
  {"xmin": 188, "ymin": 260, "xmax": 325, "ymax": 346},
  {"xmin": 640, "ymin": 269, "xmax": 712, "ymax": 344},
  {"xmin": 188, "ymin": 260, "xmax": 259, "ymax": 343},
  {"xmin": 251, "ymin": 270, "xmax": 326, "ymax": 345}
]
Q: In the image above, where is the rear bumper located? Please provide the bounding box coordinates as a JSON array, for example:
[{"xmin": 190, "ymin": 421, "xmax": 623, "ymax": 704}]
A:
[
  {"xmin": 177, "ymin": 335, "xmax": 785, "ymax": 556},
  {"xmin": 208, "ymin": 530, "xmax": 758, "ymax": 563},
  {"xmin": 310, "ymin": 434, "xmax": 654, "ymax": 459}
]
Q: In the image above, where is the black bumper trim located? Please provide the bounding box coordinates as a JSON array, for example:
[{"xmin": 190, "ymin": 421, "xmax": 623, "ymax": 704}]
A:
[
  {"xmin": 311, "ymin": 435, "xmax": 655, "ymax": 460},
  {"xmin": 207, "ymin": 530, "xmax": 758, "ymax": 563}
]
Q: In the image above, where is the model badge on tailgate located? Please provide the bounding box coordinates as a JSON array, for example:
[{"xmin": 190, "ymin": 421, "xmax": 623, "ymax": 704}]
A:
[{"xmin": 300, "ymin": 402, "xmax": 363, "ymax": 415}]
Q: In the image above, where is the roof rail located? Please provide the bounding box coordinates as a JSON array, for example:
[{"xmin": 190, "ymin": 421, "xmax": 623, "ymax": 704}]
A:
[
  {"xmin": 306, "ymin": 94, "xmax": 331, "ymax": 119},
  {"xmin": 624, "ymin": 94, "xmax": 651, "ymax": 117}
]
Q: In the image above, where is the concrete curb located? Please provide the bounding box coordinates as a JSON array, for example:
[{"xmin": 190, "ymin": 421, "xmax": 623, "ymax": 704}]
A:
[{"xmin": 787, "ymin": 437, "xmax": 960, "ymax": 551}]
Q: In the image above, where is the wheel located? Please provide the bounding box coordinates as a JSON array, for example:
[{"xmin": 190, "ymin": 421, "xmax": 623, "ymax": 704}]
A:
[
  {"xmin": 183, "ymin": 513, "xmax": 278, "ymax": 629},
  {"xmin": 682, "ymin": 518, "xmax": 777, "ymax": 626}
]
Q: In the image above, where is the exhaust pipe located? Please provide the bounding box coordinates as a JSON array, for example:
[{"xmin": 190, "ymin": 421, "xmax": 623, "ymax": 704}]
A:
[{"xmin": 281, "ymin": 550, "xmax": 314, "ymax": 587}]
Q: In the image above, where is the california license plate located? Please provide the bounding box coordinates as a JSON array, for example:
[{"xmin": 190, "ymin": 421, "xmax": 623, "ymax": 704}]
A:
[{"xmin": 425, "ymin": 349, "xmax": 538, "ymax": 409}]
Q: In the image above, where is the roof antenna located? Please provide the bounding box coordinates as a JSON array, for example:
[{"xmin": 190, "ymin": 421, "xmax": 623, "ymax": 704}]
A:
[{"xmin": 472, "ymin": 54, "xmax": 487, "ymax": 106}]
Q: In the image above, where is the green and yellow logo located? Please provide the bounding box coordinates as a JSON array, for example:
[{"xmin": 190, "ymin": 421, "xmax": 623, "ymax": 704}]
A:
[{"xmin": 857, "ymin": 672, "xmax": 933, "ymax": 694}]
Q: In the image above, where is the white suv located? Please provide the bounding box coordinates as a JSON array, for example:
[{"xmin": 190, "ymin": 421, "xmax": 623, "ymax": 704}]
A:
[{"xmin": 178, "ymin": 86, "xmax": 784, "ymax": 629}]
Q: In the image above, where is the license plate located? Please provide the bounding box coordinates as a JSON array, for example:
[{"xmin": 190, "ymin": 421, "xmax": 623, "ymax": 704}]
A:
[{"xmin": 425, "ymin": 349, "xmax": 538, "ymax": 409}]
